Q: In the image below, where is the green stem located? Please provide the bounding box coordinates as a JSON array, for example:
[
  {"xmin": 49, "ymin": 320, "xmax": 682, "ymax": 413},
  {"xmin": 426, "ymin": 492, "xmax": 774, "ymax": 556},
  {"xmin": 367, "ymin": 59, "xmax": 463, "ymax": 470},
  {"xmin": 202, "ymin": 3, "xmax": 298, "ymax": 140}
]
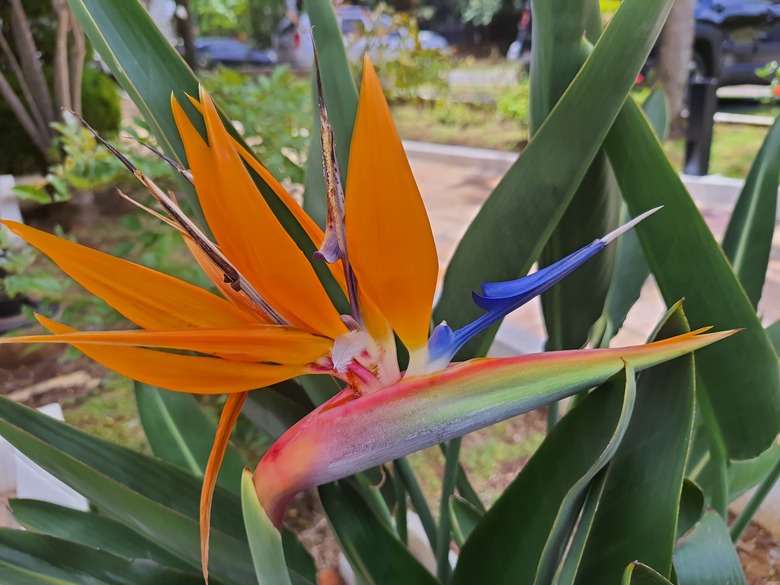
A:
[
  {"xmin": 436, "ymin": 444, "xmax": 485, "ymax": 513},
  {"xmin": 437, "ymin": 439, "xmax": 461, "ymax": 583},
  {"xmin": 547, "ymin": 401, "xmax": 559, "ymax": 434},
  {"xmin": 356, "ymin": 472, "xmax": 393, "ymax": 529},
  {"xmin": 394, "ymin": 457, "xmax": 437, "ymax": 550},
  {"xmin": 730, "ymin": 453, "xmax": 780, "ymax": 543},
  {"xmin": 455, "ymin": 464, "xmax": 485, "ymax": 514},
  {"xmin": 393, "ymin": 462, "xmax": 408, "ymax": 544}
]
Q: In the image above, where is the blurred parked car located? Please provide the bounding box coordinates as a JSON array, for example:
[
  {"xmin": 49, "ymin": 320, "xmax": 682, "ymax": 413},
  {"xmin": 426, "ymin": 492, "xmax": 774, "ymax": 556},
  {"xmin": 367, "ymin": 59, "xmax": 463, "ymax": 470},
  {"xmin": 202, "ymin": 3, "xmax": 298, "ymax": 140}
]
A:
[
  {"xmin": 273, "ymin": 5, "xmax": 450, "ymax": 70},
  {"xmin": 186, "ymin": 37, "xmax": 276, "ymax": 69},
  {"xmin": 507, "ymin": 0, "xmax": 780, "ymax": 87}
]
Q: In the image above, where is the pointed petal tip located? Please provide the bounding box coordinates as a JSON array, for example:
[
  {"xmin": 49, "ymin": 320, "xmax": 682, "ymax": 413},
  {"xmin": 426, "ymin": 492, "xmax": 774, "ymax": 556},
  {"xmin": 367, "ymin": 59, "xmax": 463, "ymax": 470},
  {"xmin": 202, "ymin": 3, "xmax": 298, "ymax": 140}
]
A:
[{"xmin": 602, "ymin": 206, "xmax": 662, "ymax": 245}]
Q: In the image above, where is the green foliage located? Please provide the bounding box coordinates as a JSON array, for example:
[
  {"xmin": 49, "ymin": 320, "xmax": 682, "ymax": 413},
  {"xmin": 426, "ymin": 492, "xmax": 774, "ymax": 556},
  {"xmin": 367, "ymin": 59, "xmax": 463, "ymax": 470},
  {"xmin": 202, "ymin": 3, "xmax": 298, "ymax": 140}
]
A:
[
  {"xmin": 202, "ymin": 67, "xmax": 311, "ymax": 184},
  {"xmin": 495, "ymin": 79, "xmax": 530, "ymax": 125},
  {"xmin": 81, "ymin": 68, "xmax": 122, "ymax": 137},
  {"xmin": 190, "ymin": 0, "xmax": 284, "ymax": 46},
  {"xmin": 364, "ymin": 10, "xmax": 451, "ymax": 102},
  {"xmin": 432, "ymin": 100, "xmax": 491, "ymax": 126}
]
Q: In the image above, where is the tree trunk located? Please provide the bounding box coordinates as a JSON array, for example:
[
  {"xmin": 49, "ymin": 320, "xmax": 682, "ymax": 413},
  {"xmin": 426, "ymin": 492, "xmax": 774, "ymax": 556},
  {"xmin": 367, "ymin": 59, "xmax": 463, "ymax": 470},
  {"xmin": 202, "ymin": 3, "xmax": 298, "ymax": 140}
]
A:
[
  {"xmin": 9, "ymin": 0, "xmax": 56, "ymax": 147},
  {"xmin": 0, "ymin": 29, "xmax": 48, "ymax": 141},
  {"xmin": 658, "ymin": 0, "xmax": 697, "ymax": 139},
  {"xmin": 69, "ymin": 14, "xmax": 86, "ymax": 115},
  {"xmin": 53, "ymin": 0, "xmax": 72, "ymax": 114},
  {"xmin": 0, "ymin": 72, "xmax": 50, "ymax": 155},
  {"xmin": 174, "ymin": 0, "xmax": 198, "ymax": 71}
]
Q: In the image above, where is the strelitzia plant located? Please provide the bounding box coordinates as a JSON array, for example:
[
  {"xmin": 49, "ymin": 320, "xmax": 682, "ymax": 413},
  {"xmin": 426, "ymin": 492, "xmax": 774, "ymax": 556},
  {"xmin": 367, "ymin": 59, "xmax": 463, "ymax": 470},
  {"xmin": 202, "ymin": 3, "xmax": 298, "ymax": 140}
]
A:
[{"xmin": 0, "ymin": 54, "xmax": 730, "ymax": 580}]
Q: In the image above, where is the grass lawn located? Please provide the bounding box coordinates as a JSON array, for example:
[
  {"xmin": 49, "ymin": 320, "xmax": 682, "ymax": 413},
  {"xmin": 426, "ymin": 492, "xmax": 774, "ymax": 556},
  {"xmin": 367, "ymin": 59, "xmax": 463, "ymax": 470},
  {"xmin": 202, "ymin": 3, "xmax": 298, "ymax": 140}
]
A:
[
  {"xmin": 391, "ymin": 102, "xmax": 528, "ymax": 152},
  {"xmin": 392, "ymin": 99, "xmax": 771, "ymax": 179},
  {"xmin": 62, "ymin": 374, "xmax": 150, "ymax": 455}
]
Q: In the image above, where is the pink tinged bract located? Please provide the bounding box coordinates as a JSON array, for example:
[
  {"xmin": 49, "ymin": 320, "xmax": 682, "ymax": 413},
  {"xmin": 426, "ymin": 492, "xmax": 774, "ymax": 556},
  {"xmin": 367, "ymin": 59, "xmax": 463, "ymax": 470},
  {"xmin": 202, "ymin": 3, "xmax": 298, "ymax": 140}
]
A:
[{"xmin": 253, "ymin": 328, "xmax": 733, "ymax": 526}]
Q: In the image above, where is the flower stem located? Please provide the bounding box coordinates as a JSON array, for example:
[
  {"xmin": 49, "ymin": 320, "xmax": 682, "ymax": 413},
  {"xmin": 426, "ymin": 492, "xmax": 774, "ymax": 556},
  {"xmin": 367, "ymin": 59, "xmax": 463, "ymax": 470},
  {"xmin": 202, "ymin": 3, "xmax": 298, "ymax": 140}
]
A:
[
  {"xmin": 394, "ymin": 457, "xmax": 438, "ymax": 550},
  {"xmin": 436, "ymin": 444, "xmax": 484, "ymax": 513},
  {"xmin": 393, "ymin": 462, "xmax": 408, "ymax": 544},
  {"xmin": 437, "ymin": 438, "xmax": 461, "ymax": 582},
  {"xmin": 547, "ymin": 401, "xmax": 559, "ymax": 433}
]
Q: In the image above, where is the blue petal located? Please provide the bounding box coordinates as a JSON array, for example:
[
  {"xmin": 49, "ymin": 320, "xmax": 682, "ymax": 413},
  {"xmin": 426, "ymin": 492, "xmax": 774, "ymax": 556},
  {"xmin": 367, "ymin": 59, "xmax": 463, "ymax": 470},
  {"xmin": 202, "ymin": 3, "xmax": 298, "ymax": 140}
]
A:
[
  {"xmin": 472, "ymin": 240, "xmax": 604, "ymax": 312},
  {"xmin": 427, "ymin": 207, "xmax": 661, "ymax": 367}
]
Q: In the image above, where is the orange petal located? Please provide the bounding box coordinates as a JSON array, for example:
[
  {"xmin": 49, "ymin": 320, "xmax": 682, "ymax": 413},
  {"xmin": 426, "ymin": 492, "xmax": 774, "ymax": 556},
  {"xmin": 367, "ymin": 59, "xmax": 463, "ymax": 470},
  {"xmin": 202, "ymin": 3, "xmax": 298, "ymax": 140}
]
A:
[
  {"xmin": 182, "ymin": 235, "xmax": 272, "ymax": 323},
  {"xmin": 201, "ymin": 391, "xmax": 247, "ymax": 583},
  {"xmin": 2, "ymin": 319, "xmax": 331, "ymax": 365},
  {"xmin": 1, "ymin": 221, "xmax": 254, "ymax": 330},
  {"xmin": 37, "ymin": 316, "xmax": 304, "ymax": 394},
  {"xmin": 171, "ymin": 93, "xmax": 346, "ymax": 340},
  {"xmin": 345, "ymin": 56, "xmax": 438, "ymax": 350},
  {"xmin": 233, "ymin": 139, "xmax": 326, "ymax": 249},
  {"xmin": 193, "ymin": 101, "xmax": 394, "ymax": 345}
]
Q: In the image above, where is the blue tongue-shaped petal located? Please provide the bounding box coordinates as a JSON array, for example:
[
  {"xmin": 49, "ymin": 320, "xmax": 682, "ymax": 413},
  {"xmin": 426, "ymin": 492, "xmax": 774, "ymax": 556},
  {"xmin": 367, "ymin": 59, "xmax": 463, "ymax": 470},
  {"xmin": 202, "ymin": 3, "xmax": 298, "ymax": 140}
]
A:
[
  {"xmin": 427, "ymin": 207, "xmax": 661, "ymax": 369},
  {"xmin": 473, "ymin": 240, "xmax": 604, "ymax": 311}
]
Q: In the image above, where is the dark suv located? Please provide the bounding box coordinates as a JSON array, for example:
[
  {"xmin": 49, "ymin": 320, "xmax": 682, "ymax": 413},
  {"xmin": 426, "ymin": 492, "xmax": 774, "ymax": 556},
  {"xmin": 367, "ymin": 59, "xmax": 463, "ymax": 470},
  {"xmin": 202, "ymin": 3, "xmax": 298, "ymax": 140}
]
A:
[
  {"xmin": 681, "ymin": 0, "xmax": 780, "ymax": 85},
  {"xmin": 508, "ymin": 0, "xmax": 780, "ymax": 87}
]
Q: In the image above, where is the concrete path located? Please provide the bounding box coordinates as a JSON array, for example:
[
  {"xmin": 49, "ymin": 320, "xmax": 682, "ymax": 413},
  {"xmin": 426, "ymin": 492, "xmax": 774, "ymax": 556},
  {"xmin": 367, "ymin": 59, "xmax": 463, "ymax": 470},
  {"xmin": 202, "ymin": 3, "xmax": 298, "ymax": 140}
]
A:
[{"xmin": 406, "ymin": 140, "xmax": 780, "ymax": 536}]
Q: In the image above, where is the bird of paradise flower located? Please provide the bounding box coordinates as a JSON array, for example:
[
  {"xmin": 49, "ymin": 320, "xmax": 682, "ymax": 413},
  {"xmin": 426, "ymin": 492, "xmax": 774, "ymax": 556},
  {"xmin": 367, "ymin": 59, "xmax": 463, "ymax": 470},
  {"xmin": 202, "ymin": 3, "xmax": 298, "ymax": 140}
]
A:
[{"xmin": 0, "ymin": 55, "xmax": 731, "ymax": 580}]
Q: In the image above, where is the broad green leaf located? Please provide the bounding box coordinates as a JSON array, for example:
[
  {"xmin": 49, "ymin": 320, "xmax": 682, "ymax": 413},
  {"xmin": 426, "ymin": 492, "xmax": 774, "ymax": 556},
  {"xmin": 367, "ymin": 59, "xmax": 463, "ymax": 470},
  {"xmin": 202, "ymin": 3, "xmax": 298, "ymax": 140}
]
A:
[
  {"xmin": 540, "ymin": 150, "xmax": 621, "ymax": 352},
  {"xmin": 9, "ymin": 499, "xmax": 190, "ymax": 572},
  {"xmin": 642, "ymin": 88, "xmax": 669, "ymax": 141},
  {"xmin": 242, "ymin": 380, "xmax": 314, "ymax": 440},
  {"xmin": 730, "ymin": 444, "xmax": 780, "ymax": 542},
  {"xmin": 449, "ymin": 496, "xmax": 483, "ymax": 547},
  {"xmin": 766, "ymin": 320, "xmax": 780, "ymax": 355},
  {"xmin": 436, "ymin": 0, "xmax": 675, "ymax": 359},
  {"xmin": 573, "ymin": 303, "xmax": 695, "ymax": 584},
  {"xmin": 0, "ymin": 413, "xmax": 255, "ymax": 585},
  {"xmin": 241, "ymin": 470, "xmax": 293, "ymax": 585},
  {"xmin": 555, "ymin": 470, "xmax": 608, "ymax": 585},
  {"xmin": 532, "ymin": 0, "xmax": 621, "ymax": 353},
  {"xmin": 0, "ymin": 393, "xmax": 245, "ymax": 540},
  {"xmin": 11, "ymin": 186, "xmax": 52, "ymax": 205},
  {"xmin": 601, "ymin": 206, "xmax": 650, "ymax": 338},
  {"xmin": 302, "ymin": 0, "xmax": 358, "ymax": 226},
  {"xmin": 687, "ymin": 426, "xmax": 729, "ymax": 518},
  {"xmin": 728, "ymin": 442, "xmax": 780, "ymax": 500},
  {"xmin": 320, "ymin": 480, "xmax": 439, "ymax": 585},
  {"xmin": 622, "ymin": 563, "xmax": 674, "ymax": 585},
  {"xmin": 605, "ymin": 97, "xmax": 780, "ymax": 460},
  {"xmin": 598, "ymin": 89, "xmax": 666, "ymax": 341},
  {"xmin": 673, "ymin": 511, "xmax": 747, "ymax": 585},
  {"xmin": 676, "ymin": 480, "xmax": 705, "ymax": 540},
  {"xmin": 0, "ymin": 560, "xmax": 78, "ymax": 585},
  {"xmin": 534, "ymin": 370, "xmax": 637, "ymax": 585},
  {"xmin": 0, "ymin": 529, "xmax": 206, "ymax": 585},
  {"xmin": 722, "ymin": 115, "xmax": 780, "ymax": 308},
  {"xmin": 453, "ymin": 367, "xmax": 636, "ymax": 585},
  {"xmin": 134, "ymin": 383, "xmax": 246, "ymax": 493}
]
